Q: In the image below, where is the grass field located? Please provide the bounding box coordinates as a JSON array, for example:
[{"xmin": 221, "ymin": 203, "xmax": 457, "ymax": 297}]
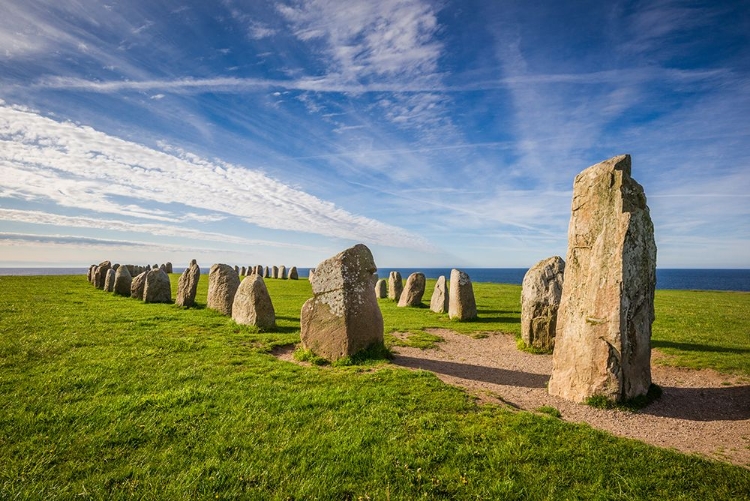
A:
[{"xmin": 0, "ymin": 274, "xmax": 748, "ymax": 499}]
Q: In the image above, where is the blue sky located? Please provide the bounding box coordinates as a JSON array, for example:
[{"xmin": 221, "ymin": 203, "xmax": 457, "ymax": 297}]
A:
[{"xmin": 1, "ymin": 0, "xmax": 748, "ymax": 269}]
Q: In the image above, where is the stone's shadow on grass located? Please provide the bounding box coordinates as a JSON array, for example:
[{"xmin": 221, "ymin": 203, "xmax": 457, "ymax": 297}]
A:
[
  {"xmin": 639, "ymin": 385, "xmax": 750, "ymax": 421},
  {"xmin": 392, "ymin": 355, "xmax": 549, "ymax": 388},
  {"xmin": 652, "ymin": 340, "xmax": 750, "ymax": 354}
]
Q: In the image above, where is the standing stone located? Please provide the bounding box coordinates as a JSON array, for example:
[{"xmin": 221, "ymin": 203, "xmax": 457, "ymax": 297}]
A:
[
  {"xmin": 165, "ymin": 262, "xmax": 173, "ymax": 274},
  {"xmin": 308, "ymin": 268, "xmax": 315, "ymax": 281},
  {"xmin": 114, "ymin": 264, "xmax": 132, "ymax": 297},
  {"xmin": 279, "ymin": 265, "xmax": 287, "ymax": 279},
  {"xmin": 388, "ymin": 271, "xmax": 403, "ymax": 301},
  {"xmin": 144, "ymin": 269, "xmax": 172, "ymax": 303},
  {"xmin": 232, "ymin": 275, "xmax": 276, "ymax": 329},
  {"xmin": 234, "ymin": 265, "xmax": 239, "ymax": 274},
  {"xmin": 131, "ymin": 271, "xmax": 148, "ymax": 299},
  {"xmin": 112, "ymin": 263, "xmax": 120, "ymax": 271},
  {"xmin": 240, "ymin": 266, "xmax": 247, "ymax": 277},
  {"xmin": 126, "ymin": 264, "xmax": 135, "ymax": 277},
  {"xmin": 289, "ymin": 266, "xmax": 299, "ymax": 280},
  {"xmin": 521, "ymin": 256, "xmax": 565, "ymax": 352},
  {"xmin": 548, "ymin": 155, "xmax": 656, "ymax": 403},
  {"xmin": 94, "ymin": 261, "xmax": 111, "ymax": 289},
  {"xmin": 448, "ymin": 269, "xmax": 477, "ymax": 320},
  {"xmin": 300, "ymin": 244, "xmax": 384, "ymax": 361},
  {"xmin": 375, "ymin": 278, "xmax": 387, "ymax": 298},
  {"xmin": 207, "ymin": 264, "xmax": 241, "ymax": 316},
  {"xmin": 176, "ymin": 259, "xmax": 201, "ymax": 307},
  {"xmin": 104, "ymin": 268, "xmax": 116, "ymax": 292},
  {"xmin": 153, "ymin": 264, "xmax": 159, "ymax": 270},
  {"xmin": 263, "ymin": 266, "xmax": 270, "ymax": 278},
  {"xmin": 271, "ymin": 266, "xmax": 279, "ymax": 279},
  {"xmin": 398, "ymin": 272, "xmax": 426, "ymax": 307},
  {"xmin": 87, "ymin": 265, "xmax": 95, "ymax": 284},
  {"xmin": 430, "ymin": 275, "xmax": 449, "ymax": 313}
]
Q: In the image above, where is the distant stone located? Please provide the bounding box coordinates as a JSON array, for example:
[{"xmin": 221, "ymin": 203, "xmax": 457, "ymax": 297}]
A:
[
  {"xmin": 388, "ymin": 271, "xmax": 403, "ymax": 301},
  {"xmin": 126, "ymin": 265, "xmax": 135, "ymax": 277},
  {"xmin": 279, "ymin": 265, "xmax": 287, "ymax": 279},
  {"xmin": 429, "ymin": 275, "xmax": 449, "ymax": 313},
  {"xmin": 521, "ymin": 256, "xmax": 565, "ymax": 352},
  {"xmin": 548, "ymin": 154, "xmax": 656, "ymax": 403},
  {"xmin": 308, "ymin": 268, "xmax": 315, "ymax": 281},
  {"xmin": 300, "ymin": 244, "xmax": 384, "ymax": 361},
  {"xmin": 114, "ymin": 264, "xmax": 132, "ymax": 297},
  {"xmin": 94, "ymin": 261, "xmax": 111, "ymax": 289},
  {"xmin": 240, "ymin": 266, "xmax": 247, "ymax": 276},
  {"xmin": 165, "ymin": 262, "xmax": 173, "ymax": 274},
  {"xmin": 131, "ymin": 271, "xmax": 148, "ymax": 299},
  {"xmin": 232, "ymin": 275, "xmax": 276, "ymax": 329},
  {"xmin": 103, "ymin": 268, "xmax": 116, "ymax": 292},
  {"xmin": 448, "ymin": 269, "xmax": 477, "ymax": 321},
  {"xmin": 234, "ymin": 265, "xmax": 239, "ymax": 274},
  {"xmin": 263, "ymin": 266, "xmax": 270, "ymax": 278},
  {"xmin": 375, "ymin": 278, "xmax": 387, "ymax": 298},
  {"xmin": 207, "ymin": 264, "xmax": 241, "ymax": 316},
  {"xmin": 289, "ymin": 266, "xmax": 299, "ymax": 280},
  {"xmin": 144, "ymin": 269, "xmax": 171, "ymax": 303},
  {"xmin": 398, "ymin": 272, "xmax": 426, "ymax": 307},
  {"xmin": 176, "ymin": 259, "xmax": 200, "ymax": 307},
  {"xmin": 112, "ymin": 263, "xmax": 120, "ymax": 271},
  {"xmin": 87, "ymin": 265, "xmax": 95, "ymax": 284},
  {"xmin": 153, "ymin": 264, "xmax": 159, "ymax": 270},
  {"xmin": 272, "ymin": 266, "xmax": 278, "ymax": 279}
]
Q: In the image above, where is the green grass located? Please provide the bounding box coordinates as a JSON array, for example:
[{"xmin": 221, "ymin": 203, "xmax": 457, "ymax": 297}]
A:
[{"xmin": 0, "ymin": 274, "xmax": 749, "ymax": 499}]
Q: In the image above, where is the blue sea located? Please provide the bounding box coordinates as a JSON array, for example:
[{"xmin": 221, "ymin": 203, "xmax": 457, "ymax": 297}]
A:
[{"xmin": 1, "ymin": 267, "xmax": 748, "ymax": 292}]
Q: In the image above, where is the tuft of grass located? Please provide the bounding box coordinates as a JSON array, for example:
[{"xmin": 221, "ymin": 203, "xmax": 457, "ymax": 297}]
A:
[
  {"xmin": 293, "ymin": 347, "xmax": 328, "ymax": 365},
  {"xmin": 515, "ymin": 337, "xmax": 553, "ymax": 355},
  {"xmin": 585, "ymin": 384, "xmax": 664, "ymax": 411},
  {"xmin": 331, "ymin": 342, "xmax": 393, "ymax": 367},
  {"xmin": 536, "ymin": 406, "xmax": 562, "ymax": 418}
]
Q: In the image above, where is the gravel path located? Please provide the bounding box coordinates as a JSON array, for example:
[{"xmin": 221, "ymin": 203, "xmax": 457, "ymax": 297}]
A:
[{"xmin": 390, "ymin": 329, "xmax": 750, "ymax": 468}]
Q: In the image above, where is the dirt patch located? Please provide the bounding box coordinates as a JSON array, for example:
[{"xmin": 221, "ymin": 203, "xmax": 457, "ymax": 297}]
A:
[{"xmin": 391, "ymin": 328, "xmax": 750, "ymax": 468}]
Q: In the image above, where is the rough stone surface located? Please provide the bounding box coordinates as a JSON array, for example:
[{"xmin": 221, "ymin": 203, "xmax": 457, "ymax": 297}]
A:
[
  {"xmin": 272, "ymin": 266, "xmax": 279, "ymax": 279},
  {"xmin": 548, "ymin": 154, "xmax": 656, "ymax": 403},
  {"xmin": 87, "ymin": 265, "xmax": 95, "ymax": 283},
  {"xmin": 289, "ymin": 266, "xmax": 298, "ymax": 280},
  {"xmin": 232, "ymin": 275, "xmax": 276, "ymax": 329},
  {"xmin": 176, "ymin": 259, "xmax": 200, "ymax": 307},
  {"xmin": 240, "ymin": 266, "xmax": 247, "ymax": 276},
  {"xmin": 130, "ymin": 271, "xmax": 148, "ymax": 299},
  {"xmin": 104, "ymin": 269, "xmax": 116, "ymax": 292},
  {"xmin": 94, "ymin": 261, "xmax": 111, "ymax": 289},
  {"xmin": 375, "ymin": 278, "xmax": 387, "ymax": 298},
  {"xmin": 388, "ymin": 271, "xmax": 403, "ymax": 301},
  {"xmin": 207, "ymin": 264, "xmax": 241, "ymax": 316},
  {"xmin": 398, "ymin": 272, "xmax": 426, "ymax": 307},
  {"xmin": 448, "ymin": 269, "xmax": 477, "ymax": 320},
  {"xmin": 429, "ymin": 275, "xmax": 449, "ymax": 313},
  {"xmin": 113, "ymin": 264, "xmax": 132, "ymax": 297},
  {"xmin": 521, "ymin": 256, "xmax": 565, "ymax": 351},
  {"xmin": 279, "ymin": 265, "xmax": 287, "ymax": 279},
  {"xmin": 263, "ymin": 266, "xmax": 270, "ymax": 278},
  {"xmin": 144, "ymin": 269, "xmax": 172, "ymax": 303},
  {"xmin": 300, "ymin": 244, "xmax": 384, "ymax": 361},
  {"xmin": 308, "ymin": 268, "xmax": 315, "ymax": 281},
  {"xmin": 165, "ymin": 262, "xmax": 173, "ymax": 274}
]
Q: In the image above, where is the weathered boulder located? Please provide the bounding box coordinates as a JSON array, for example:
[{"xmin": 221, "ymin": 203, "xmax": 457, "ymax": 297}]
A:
[
  {"xmin": 429, "ymin": 275, "xmax": 449, "ymax": 313},
  {"xmin": 375, "ymin": 278, "xmax": 387, "ymax": 298},
  {"xmin": 144, "ymin": 269, "xmax": 171, "ymax": 303},
  {"xmin": 207, "ymin": 264, "xmax": 241, "ymax": 316},
  {"xmin": 87, "ymin": 265, "xmax": 95, "ymax": 284},
  {"xmin": 126, "ymin": 264, "xmax": 135, "ymax": 277},
  {"xmin": 176, "ymin": 259, "xmax": 201, "ymax": 307},
  {"xmin": 300, "ymin": 244, "xmax": 384, "ymax": 361},
  {"xmin": 263, "ymin": 266, "xmax": 270, "ymax": 278},
  {"xmin": 548, "ymin": 155, "xmax": 656, "ymax": 403},
  {"xmin": 398, "ymin": 272, "xmax": 426, "ymax": 307},
  {"xmin": 279, "ymin": 265, "xmax": 287, "ymax": 279},
  {"xmin": 448, "ymin": 269, "xmax": 477, "ymax": 320},
  {"xmin": 388, "ymin": 271, "xmax": 403, "ymax": 301},
  {"xmin": 130, "ymin": 271, "xmax": 148, "ymax": 299},
  {"xmin": 112, "ymin": 263, "xmax": 120, "ymax": 271},
  {"xmin": 521, "ymin": 256, "xmax": 565, "ymax": 352},
  {"xmin": 165, "ymin": 262, "xmax": 173, "ymax": 274},
  {"xmin": 289, "ymin": 266, "xmax": 299, "ymax": 280},
  {"xmin": 94, "ymin": 261, "xmax": 111, "ymax": 289},
  {"xmin": 232, "ymin": 275, "xmax": 276, "ymax": 329},
  {"xmin": 104, "ymin": 268, "xmax": 116, "ymax": 292},
  {"xmin": 114, "ymin": 264, "xmax": 132, "ymax": 297},
  {"xmin": 271, "ymin": 266, "xmax": 278, "ymax": 279}
]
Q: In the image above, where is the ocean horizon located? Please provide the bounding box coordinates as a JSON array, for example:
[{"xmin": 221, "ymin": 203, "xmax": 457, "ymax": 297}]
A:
[{"xmin": 1, "ymin": 267, "xmax": 749, "ymax": 292}]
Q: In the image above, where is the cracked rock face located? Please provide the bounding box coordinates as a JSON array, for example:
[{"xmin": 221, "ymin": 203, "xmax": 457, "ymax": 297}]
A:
[
  {"xmin": 521, "ymin": 256, "xmax": 565, "ymax": 352},
  {"xmin": 548, "ymin": 155, "xmax": 656, "ymax": 403},
  {"xmin": 300, "ymin": 244, "xmax": 384, "ymax": 361}
]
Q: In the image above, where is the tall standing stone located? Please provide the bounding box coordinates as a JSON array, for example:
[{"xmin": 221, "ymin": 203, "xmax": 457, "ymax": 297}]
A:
[
  {"xmin": 240, "ymin": 266, "xmax": 247, "ymax": 277},
  {"xmin": 165, "ymin": 262, "xmax": 173, "ymax": 274},
  {"xmin": 232, "ymin": 275, "xmax": 276, "ymax": 329},
  {"xmin": 144, "ymin": 269, "xmax": 172, "ymax": 303},
  {"xmin": 289, "ymin": 266, "xmax": 299, "ymax": 280},
  {"xmin": 430, "ymin": 275, "xmax": 449, "ymax": 313},
  {"xmin": 388, "ymin": 271, "xmax": 403, "ymax": 301},
  {"xmin": 207, "ymin": 264, "xmax": 241, "ymax": 316},
  {"xmin": 374, "ymin": 278, "xmax": 387, "ymax": 298},
  {"xmin": 271, "ymin": 266, "xmax": 279, "ymax": 279},
  {"xmin": 521, "ymin": 256, "xmax": 565, "ymax": 352},
  {"xmin": 448, "ymin": 269, "xmax": 477, "ymax": 320},
  {"xmin": 300, "ymin": 244, "xmax": 384, "ymax": 361},
  {"xmin": 263, "ymin": 266, "xmax": 270, "ymax": 278},
  {"xmin": 548, "ymin": 155, "xmax": 656, "ymax": 403},
  {"xmin": 87, "ymin": 265, "xmax": 95, "ymax": 284},
  {"xmin": 176, "ymin": 259, "xmax": 201, "ymax": 307},
  {"xmin": 131, "ymin": 271, "xmax": 148, "ymax": 299},
  {"xmin": 398, "ymin": 272, "xmax": 426, "ymax": 307},
  {"xmin": 94, "ymin": 261, "xmax": 111, "ymax": 289},
  {"xmin": 114, "ymin": 264, "xmax": 132, "ymax": 297},
  {"xmin": 104, "ymin": 268, "xmax": 116, "ymax": 293},
  {"xmin": 279, "ymin": 265, "xmax": 287, "ymax": 279}
]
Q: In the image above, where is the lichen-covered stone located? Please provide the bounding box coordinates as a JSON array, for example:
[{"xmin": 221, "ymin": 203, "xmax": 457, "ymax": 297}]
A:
[
  {"xmin": 279, "ymin": 265, "xmax": 287, "ymax": 279},
  {"xmin": 430, "ymin": 275, "xmax": 449, "ymax": 313},
  {"xmin": 300, "ymin": 244, "xmax": 383, "ymax": 361},
  {"xmin": 207, "ymin": 264, "xmax": 240, "ymax": 316},
  {"xmin": 130, "ymin": 271, "xmax": 148, "ymax": 299},
  {"xmin": 448, "ymin": 269, "xmax": 477, "ymax": 320},
  {"xmin": 114, "ymin": 264, "xmax": 132, "ymax": 297},
  {"xmin": 521, "ymin": 256, "xmax": 565, "ymax": 351},
  {"xmin": 94, "ymin": 261, "xmax": 111, "ymax": 289},
  {"xmin": 104, "ymin": 268, "xmax": 116, "ymax": 292},
  {"xmin": 388, "ymin": 271, "xmax": 403, "ymax": 301},
  {"xmin": 232, "ymin": 275, "xmax": 276, "ymax": 329},
  {"xmin": 548, "ymin": 155, "xmax": 656, "ymax": 403},
  {"xmin": 398, "ymin": 272, "xmax": 426, "ymax": 307},
  {"xmin": 176, "ymin": 259, "xmax": 200, "ymax": 307},
  {"xmin": 144, "ymin": 269, "xmax": 171, "ymax": 303}
]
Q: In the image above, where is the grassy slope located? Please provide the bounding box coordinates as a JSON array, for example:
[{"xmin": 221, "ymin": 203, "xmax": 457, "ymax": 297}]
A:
[{"xmin": 0, "ymin": 275, "xmax": 748, "ymax": 499}]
